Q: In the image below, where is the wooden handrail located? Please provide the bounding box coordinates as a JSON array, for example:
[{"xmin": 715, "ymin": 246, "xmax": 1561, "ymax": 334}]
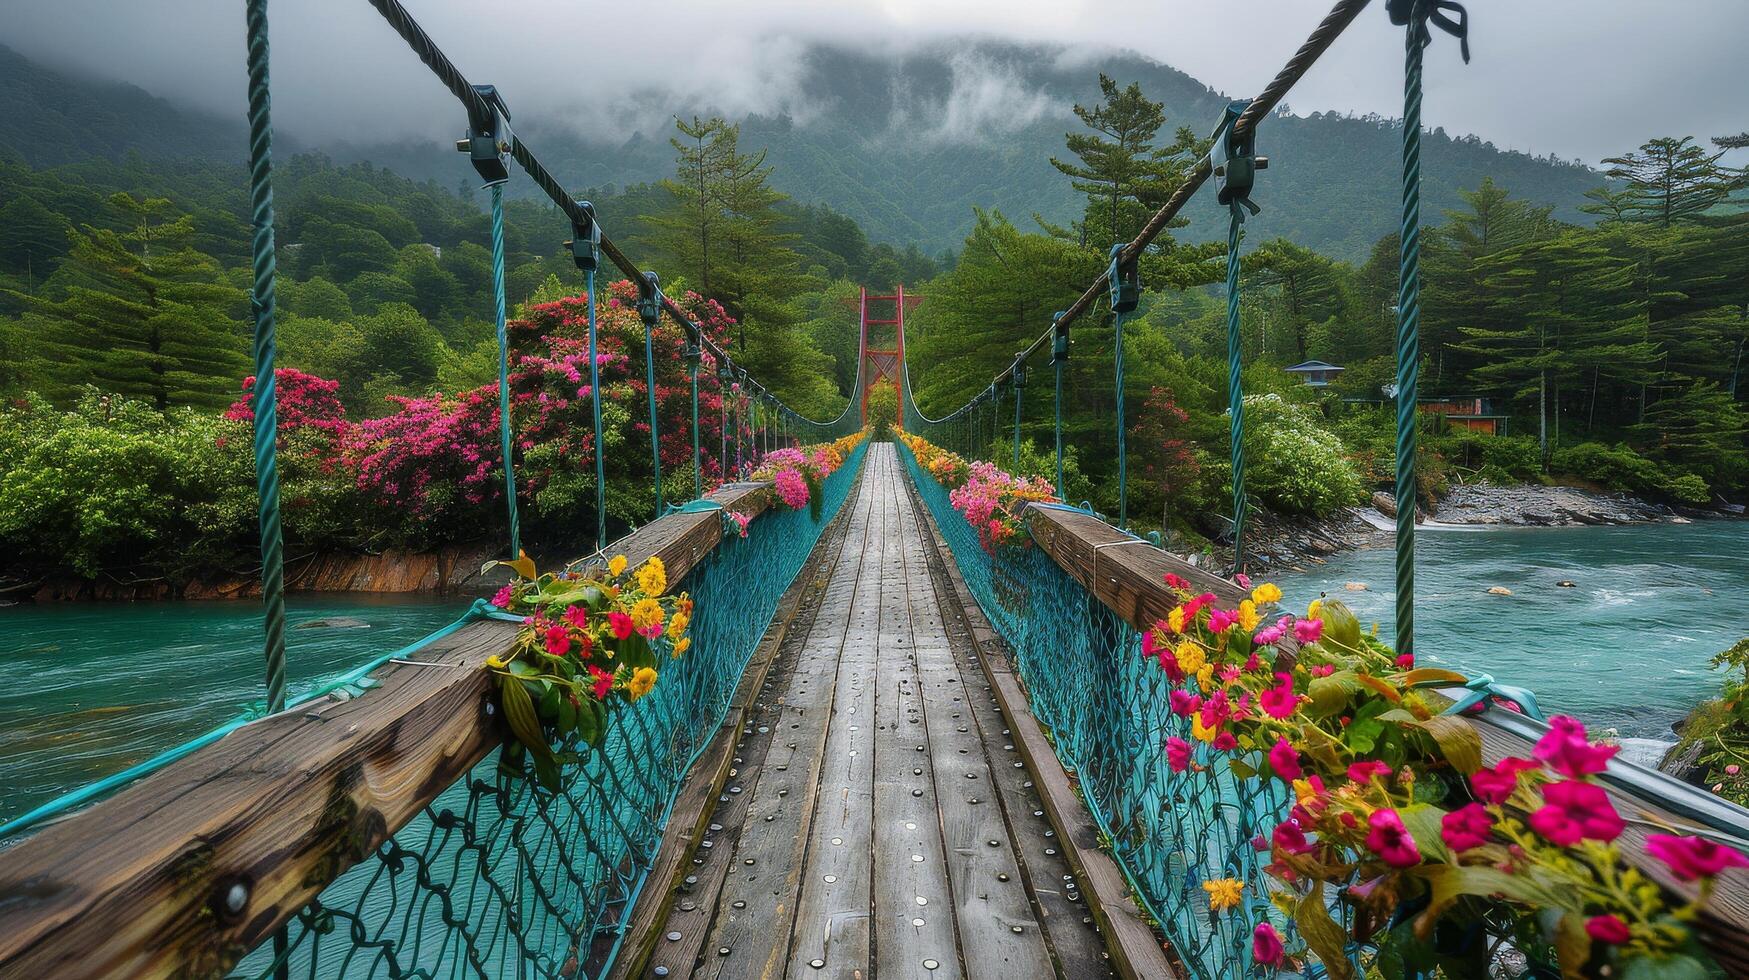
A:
[
  {"xmin": 0, "ymin": 483, "xmax": 772, "ymax": 979},
  {"xmin": 1022, "ymin": 502, "xmax": 1749, "ymax": 978}
]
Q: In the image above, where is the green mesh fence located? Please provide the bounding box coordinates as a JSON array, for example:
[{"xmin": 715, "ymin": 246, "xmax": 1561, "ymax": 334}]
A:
[
  {"xmin": 233, "ymin": 442, "xmax": 867, "ymax": 979},
  {"xmin": 896, "ymin": 439, "xmax": 1355, "ymax": 979}
]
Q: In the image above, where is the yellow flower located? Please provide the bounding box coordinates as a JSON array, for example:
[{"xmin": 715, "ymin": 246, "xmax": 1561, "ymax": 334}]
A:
[
  {"xmin": 1237, "ymin": 599, "xmax": 1261, "ymax": 634},
  {"xmin": 1196, "ymin": 664, "xmax": 1215, "ymax": 690},
  {"xmin": 1202, "ymin": 878, "xmax": 1244, "ymax": 911},
  {"xmin": 627, "ymin": 666, "xmax": 657, "ymax": 700},
  {"xmin": 630, "ymin": 597, "xmax": 665, "ymax": 632},
  {"xmin": 1292, "ymin": 778, "xmax": 1321, "ymax": 807},
  {"xmin": 636, "ymin": 556, "xmax": 667, "ymax": 595},
  {"xmin": 1252, "ymin": 582, "xmax": 1283, "ymax": 605},
  {"xmin": 1307, "ymin": 598, "xmax": 1323, "ymax": 620},
  {"xmin": 608, "ymin": 554, "xmax": 628, "ymax": 577},
  {"xmin": 1174, "ymin": 641, "xmax": 1206, "ymax": 675},
  {"xmin": 668, "ymin": 612, "xmax": 690, "ymax": 637},
  {"xmin": 1167, "ymin": 606, "xmax": 1187, "ymax": 634},
  {"xmin": 672, "ymin": 635, "xmax": 691, "ymax": 658},
  {"xmin": 1191, "ymin": 714, "xmax": 1217, "ymax": 743},
  {"xmin": 486, "ymin": 654, "xmax": 509, "ymax": 669}
]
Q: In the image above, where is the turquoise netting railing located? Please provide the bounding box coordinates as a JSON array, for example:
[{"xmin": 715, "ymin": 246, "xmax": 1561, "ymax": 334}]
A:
[
  {"xmin": 236, "ymin": 442, "xmax": 867, "ymax": 979},
  {"xmin": 897, "ymin": 439, "xmax": 1342, "ymax": 979}
]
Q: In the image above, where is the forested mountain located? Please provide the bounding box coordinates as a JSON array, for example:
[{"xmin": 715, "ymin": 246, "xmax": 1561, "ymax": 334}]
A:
[{"xmin": 0, "ymin": 40, "xmax": 1605, "ymax": 259}]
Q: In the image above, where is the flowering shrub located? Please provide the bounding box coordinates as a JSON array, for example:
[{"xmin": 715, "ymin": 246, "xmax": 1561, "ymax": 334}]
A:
[
  {"xmin": 750, "ymin": 430, "xmax": 867, "ymax": 522},
  {"xmin": 1142, "ymin": 580, "xmax": 1741, "ymax": 977},
  {"xmin": 897, "ymin": 431, "xmax": 1057, "ymax": 552},
  {"xmin": 486, "ymin": 553, "xmax": 692, "ymax": 791}
]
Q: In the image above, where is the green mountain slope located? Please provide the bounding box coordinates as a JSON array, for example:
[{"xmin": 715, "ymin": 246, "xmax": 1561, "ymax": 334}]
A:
[{"xmin": 0, "ymin": 39, "xmax": 1605, "ymax": 260}]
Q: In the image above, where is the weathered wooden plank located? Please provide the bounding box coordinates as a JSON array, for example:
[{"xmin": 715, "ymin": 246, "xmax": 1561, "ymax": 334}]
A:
[
  {"xmin": 892, "ymin": 482, "xmax": 1057, "ymax": 979},
  {"xmin": 608, "ymin": 472, "xmax": 863, "ymax": 979},
  {"xmin": 783, "ymin": 452, "xmax": 888, "ymax": 978},
  {"xmin": 910, "ymin": 487, "xmax": 1115, "ymax": 980},
  {"xmin": 870, "ymin": 471, "xmax": 962, "ymax": 980},
  {"xmin": 1023, "ymin": 500, "xmax": 1749, "ymax": 977},
  {"xmin": 698, "ymin": 470, "xmax": 882, "ymax": 980},
  {"xmin": 909, "ymin": 489, "xmax": 1173, "ymax": 979},
  {"xmin": 0, "ymin": 482, "xmax": 771, "ymax": 979}
]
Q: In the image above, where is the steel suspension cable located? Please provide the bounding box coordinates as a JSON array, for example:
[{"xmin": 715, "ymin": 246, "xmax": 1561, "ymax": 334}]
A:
[
  {"xmin": 1225, "ymin": 202, "xmax": 1249, "ymax": 571},
  {"xmin": 585, "ymin": 268, "xmax": 607, "ymax": 548},
  {"xmin": 489, "ymin": 184, "xmax": 522, "ymax": 558}
]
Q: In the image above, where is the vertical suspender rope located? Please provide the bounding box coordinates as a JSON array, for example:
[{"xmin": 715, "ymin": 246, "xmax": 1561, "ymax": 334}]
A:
[
  {"xmin": 1011, "ymin": 360, "xmax": 1024, "ymax": 471},
  {"xmin": 489, "ymin": 185, "xmax": 521, "ymax": 559},
  {"xmin": 243, "ymin": 9, "xmax": 291, "ymax": 975},
  {"xmin": 1224, "ymin": 204, "xmax": 1248, "ymax": 571},
  {"xmin": 637, "ymin": 273, "xmax": 664, "ymax": 515},
  {"xmin": 687, "ymin": 341, "xmax": 702, "ymax": 500},
  {"xmin": 1390, "ymin": 0, "xmax": 1468, "ymax": 658},
  {"xmin": 1052, "ymin": 312, "xmax": 1068, "ymax": 494},
  {"xmin": 586, "ymin": 270, "xmax": 607, "ymax": 548},
  {"xmin": 1110, "ymin": 245, "xmax": 1139, "ymax": 528},
  {"xmin": 244, "ymin": 0, "xmax": 287, "ymax": 714}
]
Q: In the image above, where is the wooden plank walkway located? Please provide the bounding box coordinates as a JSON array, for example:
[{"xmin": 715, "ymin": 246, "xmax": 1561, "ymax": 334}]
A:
[{"xmin": 632, "ymin": 445, "xmax": 1115, "ymax": 979}]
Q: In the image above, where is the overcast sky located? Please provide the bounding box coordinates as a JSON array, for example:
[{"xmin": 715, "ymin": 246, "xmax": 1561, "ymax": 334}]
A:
[{"xmin": 4, "ymin": 0, "xmax": 1744, "ymax": 166}]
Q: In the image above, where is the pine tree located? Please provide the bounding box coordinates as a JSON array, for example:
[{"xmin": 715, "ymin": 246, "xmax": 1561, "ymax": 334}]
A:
[
  {"xmin": 1044, "ymin": 75, "xmax": 1198, "ymax": 249},
  {"xmin": 8, "ymin": 194, "xmax": 247, "ymax": 410},
  {"xmin": 1587, "ymin": 136, "xmax": 1733, "ymax": 226},
  {"xmin": 650, "ymin": 115, "xmax": 736, "ymax": 296}
]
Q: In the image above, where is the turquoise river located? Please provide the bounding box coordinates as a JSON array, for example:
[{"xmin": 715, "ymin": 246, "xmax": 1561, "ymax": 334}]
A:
[{"xmin": 1, "ymin": 520, "xmax": 1745, "ymax": 827}]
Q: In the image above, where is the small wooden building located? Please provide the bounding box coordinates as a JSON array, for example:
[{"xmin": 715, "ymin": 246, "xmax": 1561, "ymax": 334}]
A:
[{"xmin": 1283, "ymin": 360, "xmax": 1344, "ymax": 387}]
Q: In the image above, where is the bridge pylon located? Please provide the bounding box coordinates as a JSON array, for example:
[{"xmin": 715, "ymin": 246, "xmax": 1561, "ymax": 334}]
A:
[{"xmin": 859, "ymin": 284, "xmax": 918, "ymax": 424}]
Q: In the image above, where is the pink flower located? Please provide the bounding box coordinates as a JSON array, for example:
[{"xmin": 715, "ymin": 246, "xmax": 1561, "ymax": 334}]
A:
[
  {"xmin": 1242, "ymin": 653, "xmax": 1261, "ymax": 672},
  {"xmin": 1645, "ymin": 834, "xmax": 1749, "ymax": 882},
  {"xmin": 1234, "ymin": 572, "xmax": 1252, "ymax": 589},
  {"xmin": 1470, "ymin": 757, "xmax": 1538, "ymax": 805},
  {"xmin": 1268, "ymin": 738, "xmax": 1302, "ymax": 781},
  {"xmin": 1529, "ymin": 780, "xmax": 1625, "ymax": 846},
  {"xmin": 1347, "ymin": 761, "xmax": 1393, "ymax": 783},
  {"xmin": 1166, "ymin": 737, "xmax": 1192, "ymax": 772},
  {"xmin": 1309, "ymin": 664, "xmax": 1335, "ymax": 677},
  {"xmin": 543, "ymin": 624, "xmax": 571, "ymax": 656},
  {"xmin": 1168, "ymin": 689, "xmax": 1199, "ymax": 717},
  {"xmin": 1208, "ymin": 607, "xmax": 1238, "ymax": 633},
  {"xmin": 1213, "ymin": 731, "xmax": 1238, "ymax": 751},
  {"xmin": 1365, "ymin": 809, "xmax": 1421, "ymax": 868},
  {"xmin": 1157, "ymin": 648, "xmax": 1185, "ymax": 682},
  {"xmin": 1533, "ymin": 715, "xmax": 1619, "ymax": 777},
  {"xmin": 608, "ymin": 611, "xmax": 634, "ymax": 640},
  {"xmin": 491, "ymin": 583, "xmax": 516, "ymax": 609},
  {"xmin": 1199, "ymin": 690, "xmax": 1232, "ymax": 729},
  {"xmin": 1294, "ymin": 618, "xmax": 1324, "ymax": 644},
  {"xmin": 1585, "ymin": 914, "xmax": 1631, "ymax": 945},
  {"xmin": 1728, "ymin": 764, "xmax": 1742, "ymax": 776},
  {"xmin": 1164, "ymin": 573, "xmax": 1190, "ymax": 591},
  {"xmin": 1252, "ymin": 923, "xmax": 1284, "ymax": 966},
  {"xmin": 563, "ymin": 605, "xmax": 588, "ymax": 630},
  {"xmin": 773, "ymin": 467, "xmax": 810, "ymax": 509},
  {"xmin": 1395, "ymin": 653, "xmax": 1414, "ymax": 669},
  {"xmin": 1441, "ymin": 803, "xmax": 1494, "ymax": 851},
  {"xmin": 638, "ymin": 622, "xmax": 663, "ymax": 640},
  {"xmin": 1260, "ymin": 673, "xmax": 1299, "ymax": 719},
  {"xmin": 1273, "ymin": 819, "xmax": 1315, "ymax": 855},
  {"xmin": 1253, "ymin": 624, "xmax": 1285, "ymax": 646},
  {"xmin": 588, "ymin": 664, "xmax": 614, "ymax": 700}
]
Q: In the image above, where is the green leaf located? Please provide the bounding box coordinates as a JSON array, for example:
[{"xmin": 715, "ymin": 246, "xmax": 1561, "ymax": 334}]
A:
[
  {"xmin": 531, "ymin": 751, "xmax": 561, "ymax": 792},
  {"xmin": 1553, "ymin": 912, "xmax": 1592, "ymax": 980},
  {"xmin": 1346, "ymin": 717, "xmax": 1386, "ymax": 754},
  {"xmin": 1619, "ymin": 953, "xmax": 1710, "ymax": 980},
  {"xmin": 1293, "ymin": 884, "xmax": 1355, "ymax": 980},
  {"xmin": 1396, "ymin": 804, "xmax": 1454, "ymax": 865},
  {"xmin": 498, "ymin": 673, "xmax": 554, "ymax": 763},
  {"xmin": 576, "ymin": 698, "xmax": 604, "ymax": 746},
  {"xmin": 619, "ymin": 633, "xmax": 656, "ymax": 671},
  {"xmin": 1407, "ymin": 715, "xmax": 1484, "ymax": 774}
]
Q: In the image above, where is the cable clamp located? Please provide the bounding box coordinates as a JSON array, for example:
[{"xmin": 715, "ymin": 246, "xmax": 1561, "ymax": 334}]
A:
[
  {"xmin": 456, "ymin": 84, "xmax": 513, "ymax": 186},
  {"xmin": 567, "ymin": 200, "xmax": 600, "ymax": 272},
  {"xmin": 1209, "ymin": 99, "xmax": 1267, "ymax": 219},
  {"xmin": 1108, "ymin": 245, "xmax": 1140, "ymax": 314},
  {"xmin": 1051, "ymin": 311, "xmax": 1070, "ymax": 364},
  {"xmin": 636, "ymin": 271, "xmax": 662, "ymax": 328}
]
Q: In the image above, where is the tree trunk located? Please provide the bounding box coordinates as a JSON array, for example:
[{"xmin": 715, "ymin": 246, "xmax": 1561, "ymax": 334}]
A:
[{"xmin": 1538, "ymin": 368, "xmax": 1548, "ymax": 469}]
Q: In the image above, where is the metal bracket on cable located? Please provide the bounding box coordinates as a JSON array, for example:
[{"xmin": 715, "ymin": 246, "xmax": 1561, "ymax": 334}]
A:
[
  {"xmin": 1108, "ymin": 245, "xmax": 1139, "ymax": 314},
  {"xmin": 566, "ymin": 199, "xmax": 600, "ymax": 272},
  {"xmin": 456, "ymin": 84, "xmax": 513, "ymax": 186},
  {"xmin": 1011, "ymin": 356, "xmax": 1026, "ymax": 389},
  {"xmin": 635, "ymin": 271, "xmax": 662, "ymax": 326},
  {"xmin": 1051, "ymin": 311, "xmax": 1070, "ymax": 363},
  {"xmin": 1209, "ymin": 99, "xmax": 1267, "ymax": 219}
]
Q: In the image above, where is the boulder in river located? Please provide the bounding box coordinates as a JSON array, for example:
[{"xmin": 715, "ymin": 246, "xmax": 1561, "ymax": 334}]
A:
[
  {"xmin": 1486, "ymin": 586, "xmax": 1513, "ymax": 596},
  {"xmin": 1344, "ymin": 582, "xmax": 1368, "ymax": 592},
  {"xmin": 295, "ymin": 617, "xmax": 372, "ymax": 630},
  {"xmin": 1556, "ymin": 580, "xmax": 1576, "ymax": 588},
  {"xmin": 1371, "ymin": 491, "xmax": 1396, "ymax": 518}
]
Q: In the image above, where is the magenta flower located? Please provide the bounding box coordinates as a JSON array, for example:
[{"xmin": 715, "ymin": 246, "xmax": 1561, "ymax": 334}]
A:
[
  {"xmin": 1252, "ymin": 923, "xmax": 1284, "ymax": 966},
  {"xmin": 1260, "ymin": 673, "xmax": 1299, "ymax": 719},
  {"xmin": 1268, "ymin": 737, "xmax": 1302, "ymax": 781},
  {"xmin": 1585, "ymin": 914, "xmax": 1631, "ymax": 945},
  {"xmin": 1441, "ymin": 803, "xmax": 1494, "ymax": 852},
  {"xmin": 1470, "ymin": 757, "xmax": 1537, "ymax": 805},
  {"xmin": 1273, "ymin": 818, "xmax": 1315, "ymax": 855},
  {"xmin": 1234, "ymin": 572, "xmax": 1252, "ymax": 589},
  {"xmin": 491, "ymin": 583, "xmax": 516, "ymax": 609},
  {"xmin": 1164, "ymin": 572, "xmax": 1190, "ymax": 591},
  {"xmin": 1347, "ymin": 760, "xmax": 1393, "ymax": 783},
  {"xmin": 1166, "ymin": 737, "xmax": 1192, "ymax": 772},
  {"xmin": 1533, "ymin": 715, "xmax": 1619, "ymax": 777},
  {"xmin": 1395, "ymin": 653, "xmax": 1414, "ymax": 669},
  {"xmin": 1208, "ymin": 607, "xmax": 1239, "ymax": 633},
  {"xmin": 1168, "ymin": 689, "xmax": 1199, "ymax": 717},
  {"xmin": 608, "ymin": 611, "xmax": 634, "ymax": 640},
  {"xmin": 543, "ymin": 624, "xmax": 571, "ymax": 656},
  {"xmin": 1529, "ymin": 780, "xmax": 1625, "ymax": 846},
  {"xmin": 1253, "ymin": 624, "xmax": 1285, "ymax": 646},
  {"xmin": 1645, "ymin": 834, "xmax": 1749, "ymax": 882},
  {"xmin": 563, "ymin": 605, "xmax": 588, "ymax": 630},
  {"xmin": 1294, "ymin": 618, "xmax": 1324, "ymax": 644},
  {"xmin": 1213, "ymin": 731, "xmax": 1238, "ymax": 751},
  {"xmin": 1365, "ymin": 809, "xmax": 1421, "ymax": 868}
]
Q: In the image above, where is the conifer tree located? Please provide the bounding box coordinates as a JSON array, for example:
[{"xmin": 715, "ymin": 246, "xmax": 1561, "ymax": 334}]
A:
[
  {"xmin": 1044, "ymin": 75, "xmax": 1199, "ymax": 249},
  {"xmin": 1586, "ymin": 136, "xmax": 1733, "ymax": 226}
]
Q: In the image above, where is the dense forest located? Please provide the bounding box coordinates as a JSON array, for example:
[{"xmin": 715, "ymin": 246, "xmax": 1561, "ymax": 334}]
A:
[{"xmin": 0, "ymin": 47, "xmax": 1745, "ymax": 585}]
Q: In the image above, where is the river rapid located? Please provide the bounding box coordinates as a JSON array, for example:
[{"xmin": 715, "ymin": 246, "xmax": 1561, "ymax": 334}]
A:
[{"xmin": 1273, "ymin": 520, "xmax": 1749, "ymax": 747}]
